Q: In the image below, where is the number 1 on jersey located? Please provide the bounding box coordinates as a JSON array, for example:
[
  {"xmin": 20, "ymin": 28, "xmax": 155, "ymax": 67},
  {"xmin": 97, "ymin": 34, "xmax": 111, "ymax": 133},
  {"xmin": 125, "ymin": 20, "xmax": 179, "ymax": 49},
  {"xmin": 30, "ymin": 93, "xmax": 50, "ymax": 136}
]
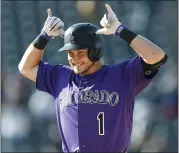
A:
[{"xmin": 97, "ymin": 112, "xmax": 105, "ymax": 135}]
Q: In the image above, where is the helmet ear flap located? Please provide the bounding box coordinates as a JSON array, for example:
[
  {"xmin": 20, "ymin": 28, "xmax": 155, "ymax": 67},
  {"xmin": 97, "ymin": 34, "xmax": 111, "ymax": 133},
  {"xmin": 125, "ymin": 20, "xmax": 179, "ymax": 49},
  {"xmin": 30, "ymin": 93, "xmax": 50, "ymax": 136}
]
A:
[
  {"xmin": 96, "ymin": 47, "xmax": 103, "ymax": 60},
  {"xmin": 88, "ymin": 47, "xmax": 103, "ymax": 62},
  {"xmin": 88, "ymin": 48, "xmax": 94, "ymax": 62}
]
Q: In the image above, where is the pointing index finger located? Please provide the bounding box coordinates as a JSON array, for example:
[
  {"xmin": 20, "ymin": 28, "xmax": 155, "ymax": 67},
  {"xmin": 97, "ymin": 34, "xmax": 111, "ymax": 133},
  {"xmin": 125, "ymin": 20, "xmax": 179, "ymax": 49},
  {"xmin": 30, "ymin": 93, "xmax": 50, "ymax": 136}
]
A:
[
  {"xmin": 47, "ymin": 8, "xmax": 52, "ymax": 17},
  {"xmin": 105, "ymin": 4, "xmax": 115, "ymax": 15}
]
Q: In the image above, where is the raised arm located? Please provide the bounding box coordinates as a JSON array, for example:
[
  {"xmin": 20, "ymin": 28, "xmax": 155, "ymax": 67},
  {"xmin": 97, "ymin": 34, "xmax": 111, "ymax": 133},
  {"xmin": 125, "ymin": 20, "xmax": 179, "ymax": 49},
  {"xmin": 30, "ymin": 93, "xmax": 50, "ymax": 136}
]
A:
[
  {"xmin": 18, "ymin": 44, "xmax": 44, "ymax": 82},
  {"xmin": 18, "ymin": 8, "xmax": 65, "ymax": 82},
  {"xmin": 129, "ymin": 35, "xmax": 165, "ymax": 64},
  {"xmin": 96, "ymin": 4, "xmax": 167, "ymax": 65}
]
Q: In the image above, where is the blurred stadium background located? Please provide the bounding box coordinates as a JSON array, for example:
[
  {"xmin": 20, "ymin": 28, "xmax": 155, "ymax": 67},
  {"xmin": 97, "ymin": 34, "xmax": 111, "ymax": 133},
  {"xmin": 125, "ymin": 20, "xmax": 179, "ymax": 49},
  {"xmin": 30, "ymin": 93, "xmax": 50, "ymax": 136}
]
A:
[{"xmin": 1, "ymin": 0, "xmax": 178, "ymax": 152}]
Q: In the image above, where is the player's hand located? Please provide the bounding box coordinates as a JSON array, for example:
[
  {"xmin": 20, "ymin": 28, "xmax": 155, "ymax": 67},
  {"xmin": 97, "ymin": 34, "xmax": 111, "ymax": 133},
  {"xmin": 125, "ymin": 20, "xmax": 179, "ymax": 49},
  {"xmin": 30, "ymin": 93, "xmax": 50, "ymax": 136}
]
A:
[
  {"xmin": 96, "ymin": 4, "xmax": 121, "ymax": 35},
  {"xmin": 41, "ymin": 8, "xmax": 65, "ymax": 38}
]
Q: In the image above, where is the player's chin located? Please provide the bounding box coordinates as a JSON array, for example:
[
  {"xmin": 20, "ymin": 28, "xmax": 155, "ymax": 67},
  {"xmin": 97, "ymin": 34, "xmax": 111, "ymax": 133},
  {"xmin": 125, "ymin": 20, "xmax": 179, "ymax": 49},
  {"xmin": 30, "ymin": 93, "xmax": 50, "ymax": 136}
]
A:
[{"xmin": 73, "ymin": 67, "xmax": 85, "ymax": 74}]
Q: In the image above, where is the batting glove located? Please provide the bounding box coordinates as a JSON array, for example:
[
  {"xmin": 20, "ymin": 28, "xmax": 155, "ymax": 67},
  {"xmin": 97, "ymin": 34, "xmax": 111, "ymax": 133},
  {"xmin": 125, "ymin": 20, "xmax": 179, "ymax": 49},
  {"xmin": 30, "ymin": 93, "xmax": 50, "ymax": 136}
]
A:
[
  {"xmin": 96, "ymin": 4, "xmax": 121, "ymax": 35},
  {"xmin": 41, "ymin": 8, "xmax": 65, "ymax": 38}
]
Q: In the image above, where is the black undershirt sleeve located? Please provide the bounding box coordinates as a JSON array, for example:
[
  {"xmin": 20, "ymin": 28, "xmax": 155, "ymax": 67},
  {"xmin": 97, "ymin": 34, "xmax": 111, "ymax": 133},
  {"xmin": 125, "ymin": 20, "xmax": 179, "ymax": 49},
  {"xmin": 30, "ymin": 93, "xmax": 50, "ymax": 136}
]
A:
[{"xmin": 141, "ymin": 54, "xmax": 168, "ymax": 79}]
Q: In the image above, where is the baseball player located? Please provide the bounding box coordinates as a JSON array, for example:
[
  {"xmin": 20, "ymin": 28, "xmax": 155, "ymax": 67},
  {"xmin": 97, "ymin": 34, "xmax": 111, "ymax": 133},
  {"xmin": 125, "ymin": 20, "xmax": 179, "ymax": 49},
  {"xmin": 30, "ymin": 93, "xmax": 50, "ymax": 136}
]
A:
[{"xmin": 19, "ymin": 4, "xmax": 167, "ymax": 153}]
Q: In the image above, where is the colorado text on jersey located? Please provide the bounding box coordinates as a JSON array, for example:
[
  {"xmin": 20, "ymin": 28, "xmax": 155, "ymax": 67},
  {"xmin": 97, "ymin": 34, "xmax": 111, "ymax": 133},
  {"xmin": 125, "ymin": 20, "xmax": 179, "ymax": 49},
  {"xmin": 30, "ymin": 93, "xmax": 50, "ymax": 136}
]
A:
[{"xmin": 59, "ymin": 89, "xmax": 120, "ymax": 109}]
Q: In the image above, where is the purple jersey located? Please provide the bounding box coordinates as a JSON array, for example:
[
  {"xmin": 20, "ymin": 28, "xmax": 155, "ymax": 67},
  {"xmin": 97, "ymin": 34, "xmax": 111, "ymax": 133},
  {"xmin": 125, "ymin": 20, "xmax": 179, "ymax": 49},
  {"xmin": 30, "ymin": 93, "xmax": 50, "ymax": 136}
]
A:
[{"xmin": 36, "ymin": 56, "xmax": 154, "ymax": 152}]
